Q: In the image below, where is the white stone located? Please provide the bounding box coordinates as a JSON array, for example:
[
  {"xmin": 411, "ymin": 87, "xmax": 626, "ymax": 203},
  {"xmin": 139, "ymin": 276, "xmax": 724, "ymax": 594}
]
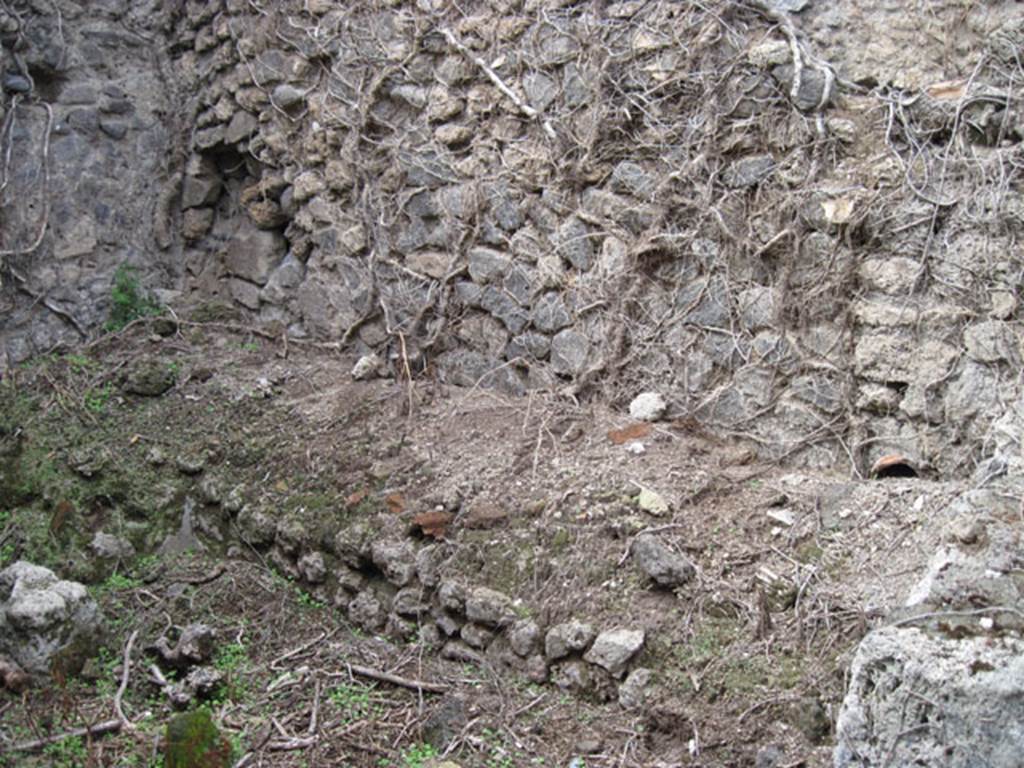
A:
[
  {"xmin": 351, "ymin": 354, "xmax": 384, "ymax": 381},
  {"xmin": 637, "ymin": 487, "xmax": 669, "ymax": 516},
  {"xmin": 629, "ymin": 392, "xmax": 667, "ymax": 422}
]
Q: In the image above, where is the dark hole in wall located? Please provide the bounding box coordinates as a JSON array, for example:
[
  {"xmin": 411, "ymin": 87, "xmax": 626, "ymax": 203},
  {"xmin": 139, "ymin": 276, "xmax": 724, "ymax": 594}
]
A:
[{"xmin": 873, "ymin": 461, "xmax": 919, "ymax": 479}]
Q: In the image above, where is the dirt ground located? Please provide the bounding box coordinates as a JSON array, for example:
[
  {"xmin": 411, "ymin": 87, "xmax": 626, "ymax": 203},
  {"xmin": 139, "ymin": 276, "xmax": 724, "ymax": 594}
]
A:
[{"xmin": 0, "ymin": 318, "xmax": 968, "ymax": 767}]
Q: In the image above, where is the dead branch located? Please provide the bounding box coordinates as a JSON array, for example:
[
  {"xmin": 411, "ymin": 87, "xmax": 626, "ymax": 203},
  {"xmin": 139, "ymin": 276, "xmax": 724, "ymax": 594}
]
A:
[
  {"xmin": 114, "ymin": 629, "xmax": 140, "ymax": 730},
  {"xmin": 344, "ymin": 662, "xmax": 448, "ymax": 694},
  {"xmin": 440, "ymin": 26, "xmax": 557, "ymax": 141},
  {"xmin": 6, "ymin": 720, "xmax": 123, "ymax": 753}
]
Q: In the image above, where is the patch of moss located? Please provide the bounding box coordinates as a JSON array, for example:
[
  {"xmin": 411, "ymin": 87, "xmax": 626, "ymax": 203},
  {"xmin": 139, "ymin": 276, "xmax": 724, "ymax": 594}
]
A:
[
  {"xmin": 164, "ymin": 709, "xmax": 231, "ymax": 768},
  {"xmin": 795, "ymin": 540, "xmax": 823, "ymax": 564}
]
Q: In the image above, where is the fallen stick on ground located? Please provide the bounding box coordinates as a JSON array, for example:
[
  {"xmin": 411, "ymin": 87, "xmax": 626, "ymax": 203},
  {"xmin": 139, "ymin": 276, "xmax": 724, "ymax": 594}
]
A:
[
  {"xmin": 5, "ymin": 720, "xmax": 123, "ymax": 753},
  {"xmin": 114, "ymin": 629, "xmax": 140, "ymax": 730},
  {"xmin": 344, "ymin": 662, "xmax": 449, "ymax": 694}
]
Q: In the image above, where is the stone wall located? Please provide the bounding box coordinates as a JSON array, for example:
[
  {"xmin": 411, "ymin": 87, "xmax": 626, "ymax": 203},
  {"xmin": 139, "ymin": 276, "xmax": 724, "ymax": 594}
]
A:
[
  {"xmin": 3, "ymin": 0, "xmax": 1024, "ymax": 479},
  {"xmin": 0, "ymin": 0, "xmax": 186, "ymax": 357}
]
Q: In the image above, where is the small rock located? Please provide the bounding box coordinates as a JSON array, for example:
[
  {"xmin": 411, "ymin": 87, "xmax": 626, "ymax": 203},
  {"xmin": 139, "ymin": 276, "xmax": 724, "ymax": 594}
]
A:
[
  {"xmin": 465, "ymin": 586, "xmax": 515, "ymax": 628},
  {"xmin": 2, "ymin": 73, "xmax": 31, "ymax": 93},
  {"xmin": 629, "ymin": 392, "xmax": 667, "ymax": 422},
  {"xmin": 237, "ymin": 505, "xmax": 275, "ymax": 547},
  {"xmin": 964, "ymin": 321, "xmax": 1015, "ymax": 363},
  {"xmin": 0, "ymin": 656, "xmax": 29, "ymax": 693},
  {"xmin": 611, "ymin": 161, "xmax": 656, "ymax": 199},
  {"xmin": 415, "ymin": 545, "xmax": 445, "ymax": 588},
  {"xmin": 462, "ymin": 502, "xmax": 509, "ymax": 530},
  {"xmin": 422, "ymin": 695, "xmax": 467, "ymax": 750},
  {"xmin": 272, "ymin": 83, "xmax": 305, "ymax": 108},
  {"xmin": 550, "ymin": 659, "xmax": 592, "ymax": 693},
  {"xmin": 723, "ymin": 155, "xmax": 774, "ymax": 188},
  {"xmin": 348, "ymin": 590, "xmax": 385, "ymax": 631},
  {"xmin": 420, "ymin": 624, "xmax": 443, "ymax": 647},
  {"xmin": 550, "ymin": 329, "xmax": 590, "ymax": 376},
  {"xmin": 632, "ymin": 535, "xmax": 696, "ymax": 587},
  {"xmin": 123, "ymin": 357, "xmax": 176, "ymax": 396},
  {"xmin": 468, "ymin": 247, "xmax": 511, "ymax": 284},
  {"xmin": 333, "ymin": 520, "xmax": 374, "ymax": 568},
  {"xmin": 524, "ymin": 654, "xmax": 549, "ymax": 684},
  {"xmin": 175, "ymin": 453, "xmax": 206, "ymax": 475},
  {"xmin": 69, "ymin": 446, "xmax": 107, "ymax": 478},
  {"xmin": 386, "ymin": 613, "xmax": 416, "ymax": 642},
  {"xmin": 153, "ymin": 623, "xmax": 216, "ymax": 669},
  {"xmin": 434, "ymin": 611, "xmax": 462, "ymax": 637},
  {"xmin": 182, "ymin": 172, "xmax": 222, "ymax": 209},
  {"xmin": 948, "ymin": 515, "xmax": 985, "ymax": 545},
  {"xmin": 370, "ymin": 540, "xmax": 417, "ymax": 587},
  {"xmin": 99, "ymin": 118, "xmax": 128, "ymax": 140},
  {"xmin": 90, "ymin": 532, "xmax": 136, "ymax": 560},
  {"xmin": 990, "ymin": 290, "xmax": 1016, "ymax": 320},
  {"xmin": 198, "ymin": 476, "xmax": 223, "ymax": 505},
  {"xmin": 637, "ymin": 487, "xmax": 670, "ymax": 516},
  {"xmin": 618, "ymin": 667, "xmax": 653, "ymax": 709},
  {"xmin": 532, "ymin": 292, "xmax": 573, "ymax": 333},
  {"xmin": 291, "ymin": 170, "xmax": 326, "ymax": 203},
  {"xmin": 297, "ymin": 551, "xmax": 326, "ymax": 584},
  {"xmin": 335, "ymin": 566, "xmax": 365, "ymax": 595},
  {"xmin": 748, "ymin": 39, "xmax": 791, "ymax": 68},
  {"xmin": 435, "ymin": 123, "xmax": 473, "ymax": 146},
  {"xmin": 755, "ymin": 744, "xmax": 784, "ymax": 768},
  {"xmin": 584, "ymin": 628, "xmax": 645, "ymax": 678},
  {"xmin": 167, "ymin": 666, "xmax": 225, "ymax": 709},
  {"xmin": 524, "ymin": 71, "xmax": 558, "ymax": 111},
  {"xmin": 545, "ymin": 620, "xmax": 596, "ymax": 661},
  {"xmin": 393, "ymin": 586, "xmax": 430, "ymax": 617},
  {"xmin": 441, "ymin": 640, "xmax": 483, "ymax": 664},
  {"xmin": 556, "ymin": 216, "xmax": 593, "ymax": 271},
  {"xmin": 438, "ymin": 581, "xmax": 466, "ymax": 614},
  {"xmin": 509, "ymin": 619, "xmax": 541, "ymax": 657},
  {"xmin": 772, "ymin": 64, "xmax": 830, "ymax": 111},
  {"xmin": 351, "ymin": 354, "xmax": 385, "ymax": 381},
  {"xmin": 460, "ymin": 622, "xmax": 494, "ymax": 649},
  {"xmin": 406, "ymin": 251, "xmax": 451, "ymax": 279},
  {"xmin": 766, "ymin": 509, "xmax": 795, "ymax": 527}
]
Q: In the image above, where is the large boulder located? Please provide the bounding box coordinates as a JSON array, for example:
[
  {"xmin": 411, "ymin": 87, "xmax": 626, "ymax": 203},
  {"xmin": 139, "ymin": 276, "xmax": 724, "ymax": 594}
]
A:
[
  {"xmin": 834, "ymin": 626, "xmax": 1024, "ymax": 767},
  {"xmin": 835, "ymin": 485, "xmax": 1024, "ymax": 767},
  {"xmin": 0, "ymin": 561, "xmax": 104, "ymax": 680}
]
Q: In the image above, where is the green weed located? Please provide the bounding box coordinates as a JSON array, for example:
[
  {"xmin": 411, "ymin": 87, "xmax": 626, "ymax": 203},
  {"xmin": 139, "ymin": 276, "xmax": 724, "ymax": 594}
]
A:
[
  {"xmin": 42, "ymin": 735, "xmax": 88, "ymax": 767},
  {"xmin": 84, "ymin": 383, "xmax": 113, "ymax": 413},
  {"xmin": 64, "ymin": 354, "xmax": 98, "ymax": 373},
  {"xmin": 210, "ymin": 641, "xmax": 250, "ymax": 704},
  {"xmin": 101, "ymin": 572, "xmax": 142, "ymax": 591},
  {"xmin": 106, "ymin": 264, "xmax": 162, "ymax": 331},
  {"xmin": 214, "ymin": 642, "xmax": 248, "ymax": 674},
  {"xmin": 328, "ymin": 682, "xmax": 383, "ymax": 724},
  {"xmin": 399, "ymin": 743, "xmax": 438, "ymax": 768}
]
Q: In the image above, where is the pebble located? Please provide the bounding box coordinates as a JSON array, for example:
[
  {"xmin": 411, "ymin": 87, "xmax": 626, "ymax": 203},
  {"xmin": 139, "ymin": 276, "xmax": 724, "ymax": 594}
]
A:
[{"xmin": 2, "ymin": 73, "xmax": 31, "ymax": 93}]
